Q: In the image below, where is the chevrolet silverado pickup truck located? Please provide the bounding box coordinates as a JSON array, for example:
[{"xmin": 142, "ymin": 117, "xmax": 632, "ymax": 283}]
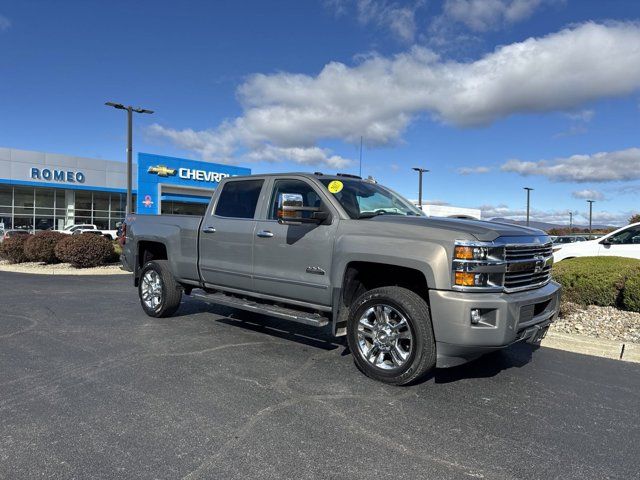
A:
[{"xmin": 121, "ymin": 172, "xmax": 560, "ymax": 385}]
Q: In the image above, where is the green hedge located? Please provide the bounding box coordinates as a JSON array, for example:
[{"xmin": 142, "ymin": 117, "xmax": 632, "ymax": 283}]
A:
[{"xmin": 552, "ymin": 256, "xmax": 640, "ymax": 312}]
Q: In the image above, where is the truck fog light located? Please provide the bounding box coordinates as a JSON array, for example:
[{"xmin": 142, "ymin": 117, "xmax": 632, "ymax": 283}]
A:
[{"xmin": 470, "ymin": 309, "xmax": 481, "ymax": 325}]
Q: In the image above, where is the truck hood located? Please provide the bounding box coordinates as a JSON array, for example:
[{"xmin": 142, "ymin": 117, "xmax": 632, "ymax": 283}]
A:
[{"xmin": 369, "ymin": 215, "xmax": 546, "ymax": 242}]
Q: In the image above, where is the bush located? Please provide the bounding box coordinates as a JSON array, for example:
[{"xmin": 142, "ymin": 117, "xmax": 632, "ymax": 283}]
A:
[
  {"xmin": 552, "ymin": 256, "xmax": 640, "ymax": 312},
  {"xmin": 55, "ymin": 234, "xmax": 115, "ymax": 268},
  {"xmin": 1, "ymin": 235, "xmax": 31, "ymax": 263},
  {"xmin": 24, "ymin": 231, "xmax": 66, "ymax": 264},
  {"xmin": 622, "ymin": 274, "xmax": 640, "ymax": 312},
  {"xmin": 106, "ymin": 240, "xmax": 122, "ymax": 264}
]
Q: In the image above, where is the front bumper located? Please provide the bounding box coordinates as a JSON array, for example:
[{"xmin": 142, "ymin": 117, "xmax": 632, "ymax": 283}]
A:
[{"xmin": 429, "ymin": 281, "xmax": 561, "ymax": 367}]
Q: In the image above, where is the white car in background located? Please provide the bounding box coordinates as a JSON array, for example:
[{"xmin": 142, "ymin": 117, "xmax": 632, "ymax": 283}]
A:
[
  {"xmin": 553, "ymin": 222, "xmax": 640, "ymax": 262},
  {"xmin": 59, "ymin": 224, "xmax": 118, "ymax": 240}
]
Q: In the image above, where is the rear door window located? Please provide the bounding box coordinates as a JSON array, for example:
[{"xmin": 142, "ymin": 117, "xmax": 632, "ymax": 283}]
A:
[{"xmin": 214, "ymin": 180, "xmax": 264, "ymax": 219}]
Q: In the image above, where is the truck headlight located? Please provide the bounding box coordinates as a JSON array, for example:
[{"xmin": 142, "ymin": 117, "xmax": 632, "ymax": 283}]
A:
[{"xmin": 452, "ymin": 241, "xmax": 505, "ymax": 291}]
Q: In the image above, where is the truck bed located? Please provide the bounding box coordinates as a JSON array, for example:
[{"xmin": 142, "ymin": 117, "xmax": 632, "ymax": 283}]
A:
[{"xmin": 122, "ymin": 214, "xmax": 203, "ymax": 282}]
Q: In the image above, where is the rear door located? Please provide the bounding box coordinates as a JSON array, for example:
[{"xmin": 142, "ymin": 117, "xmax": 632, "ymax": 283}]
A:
[
  {"xmin": 198, "ymin": 178, "xmax": 266, "ymax": 290},
  {"xmin": 252, "ymin": 177, "xmax": 338, "ymax": 306}
]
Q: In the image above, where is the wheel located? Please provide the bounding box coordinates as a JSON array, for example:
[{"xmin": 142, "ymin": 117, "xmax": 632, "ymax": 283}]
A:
[
  {"xmin": 346, "ymin": 286, "xmax": 436, "ymax": 385},
  {"xmin": 138, "ymin": 260, "xmax": 182, "ymax": 317}
]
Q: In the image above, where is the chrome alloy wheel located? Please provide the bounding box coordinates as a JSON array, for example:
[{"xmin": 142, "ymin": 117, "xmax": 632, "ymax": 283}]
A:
[
  {"xmin": 141, "ymin": 270, "xmax": 163, "ymax": 310},
  {"xmin": 356, "ymin": 304, "xmax": 413, "ymax": 370}
]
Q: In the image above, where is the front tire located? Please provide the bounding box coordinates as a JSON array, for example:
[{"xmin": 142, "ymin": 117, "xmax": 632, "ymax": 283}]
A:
[
  {"xmin": 346, "ymin": 286, "xmax": 436, "ymax": 385},
  {"xmin": 138, "ymin": 260, "xmax": 182, "ymax": 317}
]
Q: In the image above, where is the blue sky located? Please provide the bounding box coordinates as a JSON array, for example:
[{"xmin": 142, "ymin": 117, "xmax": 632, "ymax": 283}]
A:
[{"xmin": 1, "ymin": 0, "xmax": 639, "ymax": 225}]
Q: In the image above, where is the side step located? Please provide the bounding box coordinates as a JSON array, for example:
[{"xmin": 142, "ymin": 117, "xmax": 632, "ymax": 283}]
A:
[{"xmin": 191, "ymin": 291, "xmax": 329, "ymax": 327}]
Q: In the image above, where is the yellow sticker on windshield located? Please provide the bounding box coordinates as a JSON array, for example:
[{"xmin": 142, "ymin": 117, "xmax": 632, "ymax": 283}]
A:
[{"xmin": 328, "ymin": 180, "xmax": 343, "ymax": 194}]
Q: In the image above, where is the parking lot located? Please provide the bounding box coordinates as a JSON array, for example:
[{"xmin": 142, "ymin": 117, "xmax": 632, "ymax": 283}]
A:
[{"xmin": 1, "ymin": 272, "xmax": 639, "ymax": 479}]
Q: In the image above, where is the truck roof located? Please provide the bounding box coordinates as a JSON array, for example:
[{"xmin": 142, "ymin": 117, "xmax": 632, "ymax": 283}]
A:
[{"xmin": 225, "ymin": 172, "xmax": 366, "ymax": 181}]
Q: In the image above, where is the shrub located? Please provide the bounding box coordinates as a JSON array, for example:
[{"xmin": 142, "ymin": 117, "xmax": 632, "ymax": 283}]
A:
[
  {"xmin": 24, "ymin": 231, "xmax": 66, "ymax": 264},
  {"xmin": 622, "ymin": 274, "xmax": 640, "ymax": 312},
  {"xmin": 552, "ymin": 256, "xmax": 640, "ymax": 312},
  {"xmin": 55, "ymin": 234, "xmax": 115, "ymax": 268},
  {"xmin": 1, "ymin": 235, "xmax": 31, "ymax": 263},
  {"xmin": 106, "ymin": 240, "xmax": 122, "ymax": 264}
]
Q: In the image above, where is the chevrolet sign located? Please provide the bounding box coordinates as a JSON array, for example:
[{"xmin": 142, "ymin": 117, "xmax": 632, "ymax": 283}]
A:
[{"xmin": 178, "ymin": 168, "xmax": 230, "ymax": 183}]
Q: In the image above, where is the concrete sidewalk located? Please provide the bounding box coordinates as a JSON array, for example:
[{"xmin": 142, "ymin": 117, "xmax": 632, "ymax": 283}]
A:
[{"xmin": 542, "ymin": 331, "xmax": 640, "ymax": 363}]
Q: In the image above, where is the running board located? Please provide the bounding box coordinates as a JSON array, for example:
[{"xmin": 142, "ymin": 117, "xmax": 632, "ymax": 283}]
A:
[{"xmin": 191, "ymin": 291, "xmax": 329, "ymax": 327}]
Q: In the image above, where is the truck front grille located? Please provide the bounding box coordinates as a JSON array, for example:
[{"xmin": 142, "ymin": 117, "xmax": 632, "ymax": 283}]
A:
[{"xmin": 503, "ymin": 243, "xmax": 554, "ymax": 292}]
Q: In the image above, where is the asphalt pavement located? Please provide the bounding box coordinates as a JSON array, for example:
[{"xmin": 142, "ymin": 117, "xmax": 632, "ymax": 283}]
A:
[{"xmin": 0, "ymin": 272, "xmax": 638, "ymax": 479}]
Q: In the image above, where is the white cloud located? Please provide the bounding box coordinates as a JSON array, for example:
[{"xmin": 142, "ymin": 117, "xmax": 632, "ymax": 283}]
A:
[
  {"xmin": 572, "ymin": 189, "xmax": 605, "ymax": 201},
  {"xmin": 457, "ymin": 166, "xmax": 491, "ymax": 175},
  {"xmin": 0, "ymin": 14, "xmax": 11, "ymax": 32},
  {"xmin": 441, "ymin": 0, "xmax": 552, "ymax": 32},
  {"xmin": 501, "ymin": 147, "xmax": 640, "ymax": 183},
  {"xmin": 152, "ymin": 22, "xmax": 640, "ymax": 167},
  {"xmin": 479, "ymin": 203, "xmax": 629, "ymax": 226},
  {"xmin": 327, "ymin": 0, "xmax": 422, "ymax": 43},
  {"xmin": 564, "ymin": 109, "xmax": 594, "ymax": 122}
]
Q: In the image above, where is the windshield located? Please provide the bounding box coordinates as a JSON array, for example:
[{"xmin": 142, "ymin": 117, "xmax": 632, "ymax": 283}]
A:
[{"xmin": 319, "ymin": 178, "xmax": 424, "ymax": 219}]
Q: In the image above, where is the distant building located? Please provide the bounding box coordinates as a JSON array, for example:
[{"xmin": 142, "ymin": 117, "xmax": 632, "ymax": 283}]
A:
[{"xmin": 417, "ymin": 203, "xmax": 482, "ymax": 220}]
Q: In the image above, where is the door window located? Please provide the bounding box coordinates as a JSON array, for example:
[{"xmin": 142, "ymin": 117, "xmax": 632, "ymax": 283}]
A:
[
  {"xmin": 268, "ymin": 179, "xmax": 323, "ymax": 220},
  {"xmin": 608, "ymin": 227, "xmax": 640, "ymax": 245},
  {"xmin": 214, "ymin": 180, "xmax": 264, "ymax": 219}
]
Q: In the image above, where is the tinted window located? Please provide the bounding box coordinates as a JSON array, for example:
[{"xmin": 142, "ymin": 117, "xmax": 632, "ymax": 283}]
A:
[
  {"xmin": 268, "ymin": 179, "xmax": 322, "ymax": 220},
  {"xmin": 609, "ymin": 227, "xmax": 640, "ymax": 245},
  {"xmin": 214, "ymin": 180, "xmax": 264, "ymax": 219}
]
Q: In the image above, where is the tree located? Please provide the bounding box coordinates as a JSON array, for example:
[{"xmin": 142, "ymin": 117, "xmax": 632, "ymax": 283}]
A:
[{"xmin": 630, "ymin": 214, "xmax": 640, "ymax": 225}]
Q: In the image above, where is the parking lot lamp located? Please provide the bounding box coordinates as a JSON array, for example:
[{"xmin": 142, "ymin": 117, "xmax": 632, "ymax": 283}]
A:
[
  {"xmin": 569, "ymin": 211, "xmax": 573, "ymax": 233},
  {"xmin": 412, "ymin": 167, "xmax": 429, "ymax": 208},
  {"xmin": 105, "ymin": 102, "xmax": 154, "ymax": 215},
  {"xmin": 587, "ymin": 200, "xmax": 595, "ymax": 239},
  {"xmin": 524, "ymin": 187, "xmax": 533, "ymax": 227}
]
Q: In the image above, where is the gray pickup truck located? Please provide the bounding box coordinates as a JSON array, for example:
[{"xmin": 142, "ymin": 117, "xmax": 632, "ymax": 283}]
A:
[{"xmin": 121, "ymin": 172, "xmax": 560, "ymax": 385}]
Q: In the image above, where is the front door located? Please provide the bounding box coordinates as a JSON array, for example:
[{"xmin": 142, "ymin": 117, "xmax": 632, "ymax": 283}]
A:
[
  {"xmin": 598, "ymin": 225, "xmax": 640, "ymax": 259},
  {"xmin": 198, "ymin": 179, "xmax": 265, "ymax": 290},
  {"xmin": 253, "ymin": 178, "xmax": 337, "ymax": 306}
]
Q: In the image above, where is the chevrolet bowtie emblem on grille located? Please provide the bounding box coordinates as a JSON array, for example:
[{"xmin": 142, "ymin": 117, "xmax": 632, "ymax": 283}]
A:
[
  {"xmin": 147, "ymin": 165, "xmax": 177, "ymax": 177},
  {"xmin": 534, "ymin": 255, "xmax": 545, "ymax": 273}
]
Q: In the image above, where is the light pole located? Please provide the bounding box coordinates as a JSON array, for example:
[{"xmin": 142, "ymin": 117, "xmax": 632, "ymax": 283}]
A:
[
  {"xmin": 524, "ymin": 187, "xmax": 534, "ymax": 227},
  {"xmin": 412, "ymin": 167, "xmax": 429, "ymax": 208},
  {"xmin": 569, "ymin": 211, "xmax": 573, "ymax": 233},
  {"xmin": 587, "ymin": 200, "xmax": 595, "ymax": 239},
  {"xmin": 105, "ymin": 102, "xmax": 154, "ymax": 215}
]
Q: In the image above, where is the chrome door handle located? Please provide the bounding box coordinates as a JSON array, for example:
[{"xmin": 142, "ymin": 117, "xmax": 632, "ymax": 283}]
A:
[
  {"xmin": 203, "ymin": 226, "xmax": 216, "ymax": 233},
  {"xmin": 256, "ymin": 230, "xmax": 274, "ymax": 238}
]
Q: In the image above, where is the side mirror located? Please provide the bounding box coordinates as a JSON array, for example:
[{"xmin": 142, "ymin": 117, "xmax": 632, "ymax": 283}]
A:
[
  {"xmin": 600, "ymin": 238, "xmax": 612, "ymax": 245},
  {"xmin": 277, "ymin": 193, "xmax": 328, "ymax": 225}
]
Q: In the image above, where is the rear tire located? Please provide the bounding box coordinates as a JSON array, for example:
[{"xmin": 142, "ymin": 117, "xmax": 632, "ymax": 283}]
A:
[
  {"xmin": 138, "ymin": 260, "xmax": 182, "ymax": 317},
  {"xmin": 346, "ymin": 286, "xmax": 436, "ymax": 385}
]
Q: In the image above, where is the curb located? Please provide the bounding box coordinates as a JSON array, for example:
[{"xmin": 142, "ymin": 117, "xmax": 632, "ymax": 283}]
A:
[
  {"xmin": 542, "ymin": 331, "xmax": 640, "ymax": 363},
  {"xmin": 0, "ymin": 265, "xmax": 131, "ymax": 276}
]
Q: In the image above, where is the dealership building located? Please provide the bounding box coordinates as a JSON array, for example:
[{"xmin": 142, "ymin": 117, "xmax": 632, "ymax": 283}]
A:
[{"xmin": 0, "ymin": 147, "xmax": 249, "ymax": 231}]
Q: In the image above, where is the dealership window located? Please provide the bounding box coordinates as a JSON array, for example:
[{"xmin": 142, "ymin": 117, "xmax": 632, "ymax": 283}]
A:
[
  {"xmin": 161, "ymin": 200, "xmax": 208, "ymax": 216},
  {"xmin": 0, "ymin": 184, "xmax": 12, "ymax": 229},
  {"xmin": 214, "ymin": 180, "xmax": 263, "ymax": 219}
]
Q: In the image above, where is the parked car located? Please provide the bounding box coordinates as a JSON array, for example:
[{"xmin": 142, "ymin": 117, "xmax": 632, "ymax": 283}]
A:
[
  {"xmin": 553, "ymin": 222, "xmax": 640, "ymax": 262},
  {"xmin": 553, "ymin": 235, "xmax": 587, "ymax": 244},
  {"xmin": 60, "ymin": 224, "xmax": 118, "ymax": 240},
  {"xmin": 121, "ymin": 173, "xmax": 560, "ymax": 385},
  {"xmin": 1, "ymin": 229, "xmax": 31, "ymax": 242}
]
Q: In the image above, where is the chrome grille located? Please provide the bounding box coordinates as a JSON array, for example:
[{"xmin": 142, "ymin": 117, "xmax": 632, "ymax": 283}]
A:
[{"xmin": 504, "ymin": 243, "xmax": 553, "ymax": 292}]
